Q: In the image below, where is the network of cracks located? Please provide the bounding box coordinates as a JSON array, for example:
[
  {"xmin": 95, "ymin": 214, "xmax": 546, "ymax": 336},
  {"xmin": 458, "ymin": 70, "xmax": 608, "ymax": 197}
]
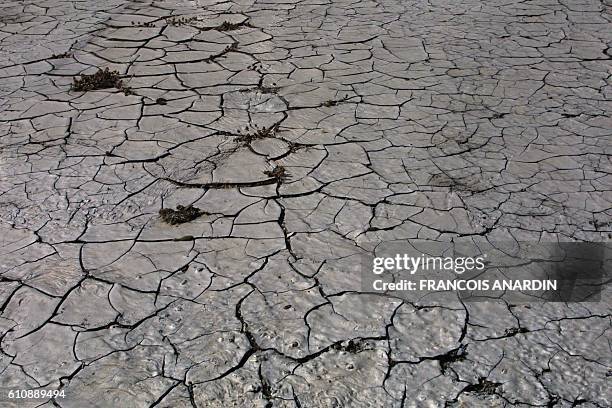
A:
[{"xmin": 0, "ymin": 0, "xmax": 610, "ymax": 406}]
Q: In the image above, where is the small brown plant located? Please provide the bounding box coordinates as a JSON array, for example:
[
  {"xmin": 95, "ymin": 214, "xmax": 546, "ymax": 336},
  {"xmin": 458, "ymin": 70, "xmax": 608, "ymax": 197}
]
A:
[
  {"xmin": 213, "ymin": 20, "xmax": 253, "ymax": 31},
  {"xmin": 167, "ymin": 16, "xmax": 198, "ymax": 26},
  {"xmin": 463, "ymin": 378, "xmax": 501, "ymax": 395},
  {"xmin": 49, "ymin": 52, "xmax": 71, "ymax": 59},
  {"xmin": 159, "ymin": 205, "xmax": 206, "ymax": 225},
  {"xmin": 236, "ymin": 123, "xmax": 278, "ymax": 145},
  {"xmin": 288, "ymin": 143, "xmax": 308, "ymax": 153},
  {"xmin": 72, "ymin": 68, "xmax": 133, "ymax": 95},
  {"xmin": 258, "ymin": 85, "xmax": 279, "ymax": 94},
  {"xmin": 204, "ymin": 42, "xmax": 238, "ymax": 63},
  {"xmin": 322, "ymin": 94, "xmax": 350, "ymax": 107},
  {"xmin": 332, "ymin": 339, "xmax": 367, "ymax": 354},
  {"xmin": 131, "ymin": 20, "xmax": 156, "ymax": 27},
  {"xmin": 264, "ymin": 166, "xmax": 289, "ymax": 182}
]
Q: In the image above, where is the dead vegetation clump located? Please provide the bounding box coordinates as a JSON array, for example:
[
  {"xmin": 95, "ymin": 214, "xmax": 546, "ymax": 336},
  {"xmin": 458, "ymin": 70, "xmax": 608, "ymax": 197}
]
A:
[
  {"xmin": 224, "ymin": 42, "xmax": 239, "ymax": 54},
  {"xmin": 239, "ymin": 84, "xmax": 279, "ymax": 94},
  {"xmin": 239, "ymin": 80, "xmax": 280, "ymax": 95},
  {"xmin": 258, "ymin": 85, "xmax": 280, "ymax": 94},
  {"xmin": 332, "ymin": 339, "xmax": 368, "ymax": 354},
  {"xmin": 252, "ymin": 123, "xmax": 278, "ymax": 138},
  {"xmin": 159, "ymin": 205, "xmax": 206, "ymax": 225},
  {"xmin": 438, "ymin": 345, "xmax": 467, "ymax": 373},
  {"xmin": 49, "ymin": 52, "xmax": 71, "ymax": 59},
  {"xmin": 247, "ymin": 62, "xmax": 260, "ymax": 71},
  {"xmin": 204, "ymin": 42, "xmax": 238, "ymax": 63},
  {"xmin": 504, "ymin": 327, "xmax": 528, "ymax": 336},
  {"xmin": 212, "ymin": 20, "xmax": 253, "ymax": 31},
  {"xmin": 167, "ymin": 16, "xmax": 198, "ymax": 26},
  {"xmin": 72, "ymin": 68, "xmax": 134, "ymax": 95},
  {"xmin": 131, "ymin": 20, "xmax": 156, "ymax": 27},
  {"xmin": 236, "ymin": 123, "xmax": 279, "ymax": 145},
  {"xmin": 167, "ymin": 15, "xmax": 252, "ymax": 31},
  {"xmin": 288, "ymin": 142, "xmax": 308, "ymax": 153},
  {"xmin": 463, "ymin": 377, "xmax": 502, "ymax": 395},
  {"xmin": 264, "ymin": 166, "xmax": 290, "ymax": 182},
  {"xmin": 322, "ymin": 95, "xmax": 350, "ymax": 107}
]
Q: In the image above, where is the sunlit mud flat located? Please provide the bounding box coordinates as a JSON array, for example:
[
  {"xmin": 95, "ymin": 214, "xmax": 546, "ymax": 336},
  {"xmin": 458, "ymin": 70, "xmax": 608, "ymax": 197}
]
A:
[{"xmin": 0, "ymin": 0, "xmax": 610, "ymax": 406}]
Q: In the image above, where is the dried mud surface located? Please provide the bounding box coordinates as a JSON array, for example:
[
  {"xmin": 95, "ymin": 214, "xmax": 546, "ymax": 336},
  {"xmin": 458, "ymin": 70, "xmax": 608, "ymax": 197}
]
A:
[{"xmin": 0, "ymin": 0, "xmax": 611, "ymax": 407}]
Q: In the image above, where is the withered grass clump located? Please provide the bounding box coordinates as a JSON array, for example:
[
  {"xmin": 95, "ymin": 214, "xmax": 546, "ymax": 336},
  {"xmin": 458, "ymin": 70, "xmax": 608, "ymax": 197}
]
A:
[
  {"xmin": 253, "ymin": 123, "xmax": 278, "ymax": 138},
  {"xmin": 167, "ymin": 16, "xmax": 198, "ymax": 26},
  {"xmin": 236, "ymin": 123, "xmax": 279, "ymax": 145},
  {"xmin": 168, "ymin": 16, "xmax": 252, "ymax": 31},
  {"xmin": 288, "ymin": 142, "xmax": 308, "ymax": 153},
  {"xmin": 72, "ymin": 68, "xmax": 133, "ymax": 95},
  {"xmin": 258, "ymin": 85, "xmax": 279, "ymax": 94},
  {"xmin": 213, "ymin": 20, "xmax": 253, "ymax": 31},
  {"xmin": 131, "ymin": 21, "xmax": 155, "ymax": 27},
  {"xmin": 226, "ymin": 42, "xmax": 239, "ymax": 53},
  {"xmin": 464, "ymin": 378, "xmax": 501, "ymax": 395},
  {"xmin": 322, "ymin": 95, "xmax": 350, "ymax": 107},
  {"xmin": 159, "ymin": 205, "xmax": 206, "ymax": 225},
  {"xmin": 203, "ymin": 42, "xmax": 238, "ymax": 63},
  {"xmin": 239, "ymin": 83, "xmax": 280, "ymax": 95},
  {"xmin": 438, "ymin": 345, "xmax": 467, "ymax": 374},
  {"xmin": 332, "ymin": 339, "xmax": 367, "ymax": 354},
  {"xmin": 49, "ymin": 52, "xmax": 71, "ymax": 59},
  {"xmin": 264, "ymin": 166, "xmax": 290, "ymax": 182}
]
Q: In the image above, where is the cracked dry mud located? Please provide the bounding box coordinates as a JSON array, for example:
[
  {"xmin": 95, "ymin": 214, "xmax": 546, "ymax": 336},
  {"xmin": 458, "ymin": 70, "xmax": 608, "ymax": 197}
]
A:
[{"xmin": 0, "ymin": 0, "xmax": 611, "ymax": 407}]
